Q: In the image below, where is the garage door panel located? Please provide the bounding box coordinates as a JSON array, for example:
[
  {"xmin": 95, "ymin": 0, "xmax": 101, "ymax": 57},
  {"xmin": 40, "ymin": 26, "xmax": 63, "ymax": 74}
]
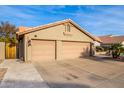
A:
[
  {"xmin": 32, "ymin": 40, "xmax": 55, "ymax": 62},
  {"xmin": 62, "ymin": 41, "xmax": 90, "ymax": 59}
]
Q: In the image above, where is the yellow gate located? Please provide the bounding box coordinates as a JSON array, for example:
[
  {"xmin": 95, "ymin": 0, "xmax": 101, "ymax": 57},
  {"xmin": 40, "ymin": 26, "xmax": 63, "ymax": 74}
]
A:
[{"xmin": 5, "ymin": 43, "xmax": 16, "ymax": 59}]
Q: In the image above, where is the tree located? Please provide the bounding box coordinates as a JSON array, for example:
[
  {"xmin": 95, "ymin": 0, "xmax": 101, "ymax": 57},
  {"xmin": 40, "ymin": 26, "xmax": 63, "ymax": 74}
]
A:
[{"xmin": 0, "ymin": 21, "xmax": 18, "ymax": 44}]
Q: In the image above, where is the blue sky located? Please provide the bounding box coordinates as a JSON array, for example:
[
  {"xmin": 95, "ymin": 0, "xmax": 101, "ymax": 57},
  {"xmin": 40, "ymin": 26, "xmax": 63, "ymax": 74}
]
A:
[{"xmin": 0, "ymin": 5, "xmax": 124, "ymax": 36}]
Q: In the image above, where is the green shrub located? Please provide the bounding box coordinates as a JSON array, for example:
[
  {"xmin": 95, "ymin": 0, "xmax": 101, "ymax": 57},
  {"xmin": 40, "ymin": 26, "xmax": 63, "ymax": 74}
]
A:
[
  {"xmin": 96, "ymin": 46, "xmax": 104, "ymax": 52},
  {"xmin": 110, "ymin": 43, "xmax": 124, "ymax": 58}
]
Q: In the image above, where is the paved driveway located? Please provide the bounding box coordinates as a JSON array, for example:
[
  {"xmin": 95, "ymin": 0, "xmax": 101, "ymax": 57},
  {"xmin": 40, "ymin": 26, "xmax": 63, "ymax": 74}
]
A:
[
  {"xmin": 34, "ymin": 57, "xmax": 124, "ymax": 88},
  {"xmin": 0, "ymin": 59, "xmax": 48, "ymax": 88}
]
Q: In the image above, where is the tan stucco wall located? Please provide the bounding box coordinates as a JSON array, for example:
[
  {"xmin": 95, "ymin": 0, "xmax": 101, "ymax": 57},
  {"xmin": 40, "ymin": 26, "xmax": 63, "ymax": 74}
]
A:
[
  {"xmin": 26, "ymin": 24, "xmax": 93, "ymax": 42},
  {"xmin": 24, "ymin": 35, "xmax": 32, "ymax": 62},
  {"xmin": 0, "ymin": 42, "xmax": 5, "ymax": 60},
  {"xmin": 19, "ymin": 37, "xmax": 24, "ymax": 60},
  {"xmin": 23, "ymin": 24, "xmax": 94, "ymax": 61},
  {"xmin": 56, "ymin": 40, "xmax": 62, "ymax": 60}
]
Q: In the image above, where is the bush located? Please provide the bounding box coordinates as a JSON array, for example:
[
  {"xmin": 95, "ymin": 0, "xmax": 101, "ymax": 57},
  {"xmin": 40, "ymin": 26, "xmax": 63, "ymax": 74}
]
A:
[
  {"xmin": 0, "ymin": 37, "xmax": 4, "ymax": 42},
  {"xmin": 120, "ymin": 47, "xmax": 124, "ymax": 53},
  {"xmin": 110, "ymin": 43, "xmax": 124, "ymax": 58},
  {"xmin": 96, "ymin": 46, "xmax": 104, "ymax": 52}
]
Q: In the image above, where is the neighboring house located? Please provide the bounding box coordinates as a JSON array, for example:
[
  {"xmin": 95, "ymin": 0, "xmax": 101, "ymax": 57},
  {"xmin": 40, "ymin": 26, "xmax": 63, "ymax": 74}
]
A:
[
  {"xmin": 16, "ymin": 19, "xmax": 100, "ymax": 62},
  {"xmin": 99, "ymin": 35, "xmax": 124, "ymax": 48},
  {"xmin": 93, "ymin": 37, "xmax": 102, "ymax": 46}
]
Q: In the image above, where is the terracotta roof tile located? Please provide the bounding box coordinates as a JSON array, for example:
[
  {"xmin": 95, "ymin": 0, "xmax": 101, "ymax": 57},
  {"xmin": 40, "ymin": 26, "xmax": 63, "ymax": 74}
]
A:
[
  {"xmin": 94, "ymin": 36, "xmax": 102, "ymax": 43},
  {"xmin": 18, "ymin": 26, "xmax": 32, "ymax": 32},
  {"xmin": 99, "ymin": 35, "xmax": 124, "ymax": 44}
]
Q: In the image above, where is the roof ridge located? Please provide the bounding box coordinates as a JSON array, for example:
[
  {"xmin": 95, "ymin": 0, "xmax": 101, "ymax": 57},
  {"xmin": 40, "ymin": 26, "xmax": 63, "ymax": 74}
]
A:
[
  {"xmin": 99, "ymin": 35, "xmax": 124, "ymax": 37},
  {"xmin": 30, "ymin": 19, "xmax": 70, "ymax": 30}
]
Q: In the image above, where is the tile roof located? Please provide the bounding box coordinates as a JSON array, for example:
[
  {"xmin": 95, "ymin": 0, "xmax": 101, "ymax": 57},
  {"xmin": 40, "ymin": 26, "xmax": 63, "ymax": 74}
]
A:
[
  {"xmin": 99, "ymin": 35, "xmax": 124, "ymax": 44},
  {"xmin": 94, "ymin": 36, "xmax": 102, "ymax": 43}
]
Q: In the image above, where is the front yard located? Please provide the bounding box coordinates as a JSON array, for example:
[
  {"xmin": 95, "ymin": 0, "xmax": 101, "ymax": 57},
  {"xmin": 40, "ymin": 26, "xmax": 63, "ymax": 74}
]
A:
[{"xmin": 0, "ymin": 60, "xmax": 7, "ymax": 83}]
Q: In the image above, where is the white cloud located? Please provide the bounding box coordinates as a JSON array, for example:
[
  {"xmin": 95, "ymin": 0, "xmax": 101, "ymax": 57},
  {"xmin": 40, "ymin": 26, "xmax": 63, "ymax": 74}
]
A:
[{"xmin": 0, "ymin": 5, "xmax": 124, "ymax": 36}]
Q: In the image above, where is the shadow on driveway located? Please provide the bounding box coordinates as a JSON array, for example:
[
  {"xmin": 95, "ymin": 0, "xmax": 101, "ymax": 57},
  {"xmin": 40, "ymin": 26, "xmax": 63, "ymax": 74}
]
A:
[
  {"xmin": 83, "ymin": 55, "xmax": 124, "ymax": 63},
  {"xmin": 0, "ymin": 79, "xmax": 91, "ymax": 88}
]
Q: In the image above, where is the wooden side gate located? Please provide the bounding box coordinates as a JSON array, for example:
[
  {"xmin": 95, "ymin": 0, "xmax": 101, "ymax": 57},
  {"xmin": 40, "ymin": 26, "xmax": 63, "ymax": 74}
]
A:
[{"xmin": 5, "ymin": 43, "xmax": 16, "ymax": 59}]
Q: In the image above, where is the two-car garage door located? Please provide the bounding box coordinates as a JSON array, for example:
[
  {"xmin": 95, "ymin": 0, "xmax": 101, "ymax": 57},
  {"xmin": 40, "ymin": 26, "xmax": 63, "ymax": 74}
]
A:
[{"xmin": 31, "ymin": 40, "xmax": 90, "ymax": 62}]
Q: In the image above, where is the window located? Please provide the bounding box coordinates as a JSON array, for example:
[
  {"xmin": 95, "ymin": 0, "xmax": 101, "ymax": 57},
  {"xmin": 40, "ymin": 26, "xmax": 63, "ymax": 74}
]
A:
[{"xmin": 67, "ymin": 24, "xmax": 70, "ymax": 32}]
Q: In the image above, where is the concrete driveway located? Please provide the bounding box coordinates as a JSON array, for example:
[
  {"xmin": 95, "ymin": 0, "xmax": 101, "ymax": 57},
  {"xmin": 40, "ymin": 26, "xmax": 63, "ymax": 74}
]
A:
[
  {"xmin": 0, "ymin": 59, "xmax": 48, "ymax": 88},
  {"xmin": 33, "ymin": 57, "xmax": 124, "ymax": 88}
]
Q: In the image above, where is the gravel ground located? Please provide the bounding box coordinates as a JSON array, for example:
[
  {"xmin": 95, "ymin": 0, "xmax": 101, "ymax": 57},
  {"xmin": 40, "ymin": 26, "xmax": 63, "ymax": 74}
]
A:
[{"xmin": 0, "ymin": 68, "xmax": 7, "ymax": 83}]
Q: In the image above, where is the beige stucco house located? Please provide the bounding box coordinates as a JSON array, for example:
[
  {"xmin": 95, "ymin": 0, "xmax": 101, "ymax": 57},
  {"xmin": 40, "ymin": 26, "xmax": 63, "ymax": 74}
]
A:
[{"xmin": 16, "ymin": 19, "xmax": 100, "ymax": 62}]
